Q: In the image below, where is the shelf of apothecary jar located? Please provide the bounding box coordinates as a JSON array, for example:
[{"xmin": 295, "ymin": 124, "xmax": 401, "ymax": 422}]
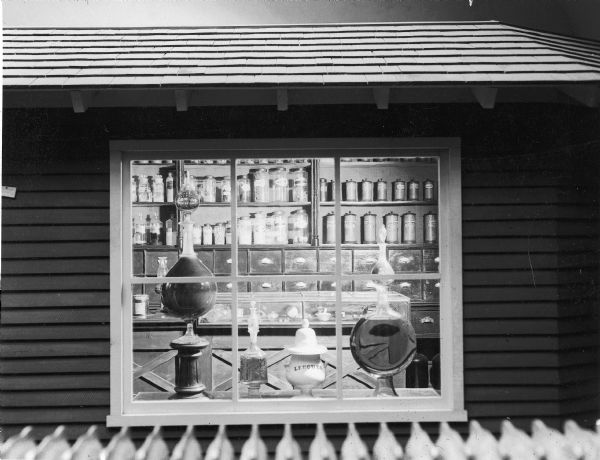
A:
[
  {"xmin": 192, "ymin": 201, "xmax": 311, "ymax": 207},
  {"xmin": 133, "ymin": 245, "xmax": 178, "ymax": 250},
  {"xmin": 132, "ymin": 202, "xmax": 176, "ymax": 207},
  {"xmin": 239, "ymin": 201, "xmax": 310, "ymax": 207},
  {"xmin": 193, "ymin": 244, "xmax": 311, "ymax": 249},
  {"xmin": 319, "ymin": 201, "xmax": 437, "ymax": 206},
  {"xmin": 319, "ymin": 243, "xmax": 438, "ymax": 249}
]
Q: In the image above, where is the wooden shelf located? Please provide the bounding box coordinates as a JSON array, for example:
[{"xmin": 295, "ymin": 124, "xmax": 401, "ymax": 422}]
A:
[
  {"xmin": 319, "ymin": 243, "xmax": 438, "ymax": 249},
  {"xmin": 132, "ymin": 202, "xmax": 176, "ymax": 207},
  {"xmin": 133, "ymin": 245, "xmax": 177, "ymax": 250},
  {"xmin": 239, "ymin": 201, "xmax": 310, "ymax": 207},
  {"xmin": 319, "ymin": 200, "xmax": 437, "ymax": 206}
]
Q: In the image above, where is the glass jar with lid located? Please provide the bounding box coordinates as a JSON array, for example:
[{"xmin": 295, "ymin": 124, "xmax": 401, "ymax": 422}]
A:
[
  {"xmin": 253, "ymin": 168, "xmax": 269, "ymax": 203},
  {"xmin": 238, "ymin": 175, "xmax": 251, "ymax": 203},
  {"xmin": 294, "ymin": 208, "xmax": 309, "ymax": 244},
  {"xmin": 253, "ymin": 212, "xmax": 267, "ymax": 244},
  {"xmin": 238, "ymin": 216, "xmax": 252, "ymax": 245},
  {"xmin": 272, "ymin": 211, "xmax": 287, "ymax": 244},
  {"xmin": 291, "ymin": 168, "xmax": 308, "ymax": 202},
  {"xmin": 270, "ymin": 168, "xmax": 288, "ymax": 202}
]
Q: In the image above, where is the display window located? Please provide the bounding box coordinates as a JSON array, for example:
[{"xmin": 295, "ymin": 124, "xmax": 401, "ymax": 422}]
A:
[{"xmin": 109, "ymin": 139, "xmax": 465, "ymax": 425}]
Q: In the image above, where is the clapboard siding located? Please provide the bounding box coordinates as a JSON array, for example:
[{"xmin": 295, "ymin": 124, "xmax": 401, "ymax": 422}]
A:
[{"xmin": 1, "ymin": 104, "xmax": 598, "ymax": 443}]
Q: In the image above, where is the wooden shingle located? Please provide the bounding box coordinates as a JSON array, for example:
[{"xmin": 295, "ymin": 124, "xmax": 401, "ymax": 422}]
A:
[{"xmin": 3, "ymin": 21, "xmax": 600, "ymax": 87}]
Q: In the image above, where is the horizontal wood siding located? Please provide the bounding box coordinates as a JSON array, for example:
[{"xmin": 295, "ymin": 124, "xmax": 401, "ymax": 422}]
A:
[{"xmin": 1, "ymin": 105, "xmax": 598, "ymax": 449}]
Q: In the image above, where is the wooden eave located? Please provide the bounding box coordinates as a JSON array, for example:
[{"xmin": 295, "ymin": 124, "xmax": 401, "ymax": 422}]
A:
[{"xmin": 3, "ymin": 21, "xmax": 600, "ymax": 109}]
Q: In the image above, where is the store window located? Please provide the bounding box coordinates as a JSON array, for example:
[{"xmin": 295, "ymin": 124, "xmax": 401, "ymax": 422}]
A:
[{"xmin": 108, "ymin": 139, "xmax": 465, "ymax": 426}]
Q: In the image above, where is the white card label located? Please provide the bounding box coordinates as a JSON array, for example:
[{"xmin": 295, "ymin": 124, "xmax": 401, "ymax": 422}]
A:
[{"xmin": 2, "ymin": 186, "xmax": 17, "ymax": 198}]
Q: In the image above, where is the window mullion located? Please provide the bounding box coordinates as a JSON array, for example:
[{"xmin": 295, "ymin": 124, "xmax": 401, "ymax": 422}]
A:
[
  {"xmin": 230, "ymin": 157, "xmax": 239, "ymax": 403},
  {"xmin": 334, "ymin": 156, "xmax": 343, "ymax": 400}
]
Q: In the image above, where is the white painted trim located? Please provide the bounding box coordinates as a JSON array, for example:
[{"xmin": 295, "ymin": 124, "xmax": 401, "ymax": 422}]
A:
[
  {"xmin": 108, "ymin": 138, "xmax": 465, "ymax": 426},
  {"xmin": 109, "ymin": 147, "xmax": 124, "ymax": 420}
]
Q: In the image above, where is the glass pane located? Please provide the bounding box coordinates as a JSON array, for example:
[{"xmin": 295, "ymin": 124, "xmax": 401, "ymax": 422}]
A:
[
  {"xmin": 337, "ymin": 156, "xmax": 441, "ymax": 399},
  {"xmin": 130, "ymin": 160, "xmax": 178, "ymax": 277},
  {"xmin": 235, "ymin": 158, "xmax": 312, "ymax": 247}
]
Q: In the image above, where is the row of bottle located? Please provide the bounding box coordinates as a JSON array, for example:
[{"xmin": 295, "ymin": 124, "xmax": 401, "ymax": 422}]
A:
[
  {"xmin": 238, "ymin": 209, "xmax": 310, "ymax": 245},
  {"xmin": 181, "ymin": 167, "xmax": 309, "ymax": 204},
  {"xmin": 324, "ymin": 211, "xmax": 438, "ymax": 244},
  {"xmin": 5, "ymin": 420, "xmax": 598, "ymax": 460},
  {"xmin": 133, "ymin": 214, "xmax": 177, "ymax": 246},
  {"xmin": 319, "ymin": 178, "xmax": 435, "ymax": 202},
  {"xmin": 132, "ymin": 173, "xmax": 175, "ymax": 203},
  {"xmin": 238, "ymin": 167, "xmax": 309, "ymax": 203}
]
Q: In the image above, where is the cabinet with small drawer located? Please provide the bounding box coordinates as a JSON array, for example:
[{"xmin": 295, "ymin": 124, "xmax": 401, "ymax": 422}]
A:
[
  {"xmin": 389, "ymin": 249, "xmax": 422, "ymax": 273},
  {"xmin": 390, "ymin": 279, "xmax": 422, "ymax": 301},
  {"xmin": 249, "ymin": 250, "xmax": 282, "ymax": 274},
  {"xmin": 144, "ymin": 250, "xmax": 178, "ymax": 276},
  {"xmin": 284, "ymin": 249, "xmax": 317, "ymax": 273},
  {"xmin": 352, "ymin": 249, "xmax": 379, "ymax": 273},
  {"xmin": 214, "ymin": 250, "xmax": 248, "ymax": 275},
  {"xmin": 284, "ymin": 280, "xmax": 317, "ymax": 292},
  {"xmin": 318, "ymin": 249, "xmax": 352, "ymax": 273},
  {"xmin": 422, "ymin": 249, "xmax": 440, "ymax": 272},
  {"xmin": 250, "ymin": 280, "xmax": 282, "ymax": 292},
  {"xmin": 411, "ymin": 309, "xmax": 440, "ymax": 337}
]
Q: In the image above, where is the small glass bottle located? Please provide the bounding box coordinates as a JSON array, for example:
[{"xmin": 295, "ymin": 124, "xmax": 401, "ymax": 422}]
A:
[
  {"xmin": 225, "ymin": 222, "xmax": 232, "ymax": 245},
  {"xmin": 240, "ymin": 302, "xmax": 268, "ymax": 398},
  {"xmin": 152, "ymin": 175, "xmax": 165, "ymax": 203},
  {"xmin": 134, "ymin": 213, "xmax": 145, "ymax": 245},
  {"xmin": 150, "ymin": 212, "xmax": 162, "ymax": 245},
  {"xmin": 202, "ymin": 224, "xmax": 213, "ymax": 245},
  {"xmin": 131, "ymin": 176, "xmax": 138, "ymax": 202},
  {"xmin": 193, "ymin": 224, "xmax": 203, "ymax": 245},
  {"xmin": 138, "ymin": 175, "xmax": 151, "ymax": 202},
  {"xmin": 155, "ymin": 256, "xmax": 169, "ymax": 312},
  {"xmin": 204, "ymin": 176, "xmax": 216, "ymax": 203},
  {"xmin": 166, "ymin": 172, "xmax": 174, "ymax": 202},
  {"xmin": 238, "ymin": 175, "xmax": 251, "ymax": 203},
  {"xmin": 165, "ymin": 215, "xmax": 176, "ymax": 246},
  {"xmin": 145, "ymin": 214, "xmax": 152, "ymax": 244},
  {"xmin": 213, "ymin": 222, "xmax": 226, "ymax": 245},
  {"xmin": 238, "ymin": 216, "xmax": 252, "ymax": 245},
  {"xmin": 273, "ymin": 211, "xmax": 287, "ymax": 244}
]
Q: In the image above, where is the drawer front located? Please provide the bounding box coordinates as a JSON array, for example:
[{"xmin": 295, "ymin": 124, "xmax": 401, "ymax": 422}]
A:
[
  {"xmin": 133, "ymin": 251, "xmax": 144, "ymax": 275},
  {"xmin": 217, "ymin": 281, "xmax": 248, "ymax": 293},
  {"xmin": 284, "ymin": 250, "xmax": 317, "ymax": 273},
  {"xmin": 250, "ymin": 280, "xmax": 282, "ymax": 292},
  {"xmin": 390, "ymin": 279, "xmax": 422, "ymax": 301},
  {"xmin": 284, "ymin": 280, "xmax": 317, "ymax": 292},
  {"xmin": 423, "ymin": 279, "xmax": 440, "ymax": 302},
  {"xmin": 214, "ymin": 250, "xmax": 248, "ymax": 275},
  {"xmin": 249, "ymin": 250, "xmax": 282, "ymax": 274},
  {"xmin": 196, "ymin": 250, "xmax": 214, "ymax": 272},
  {"xmin": 144, "ymin": 250, "xmax": 178, "ymax": 275},
  {"xmin": 411, "ymin": 309, "xmax": 440, "ymax": 336},
  {"xmin": 389, "ymin": 249, "xmax": 422, "ymax": 273},
  {"xmin": 353, "ymin": 250, "xmax": 379, "ymax": 273},
  {"xmin": 423, "ymin": 249, "xmax": 440, "ymax": 272},
  {"xmin": 318, "ymin": 250, "xmax": 352, "ymax": 273},
  {"xmin": 318, "ymin": 280, "xmax": 352, "ymax": 292}
]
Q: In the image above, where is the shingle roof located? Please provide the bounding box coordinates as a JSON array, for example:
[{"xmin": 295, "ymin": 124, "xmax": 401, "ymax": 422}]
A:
[{"xmin": 3, "ymin": 21, "xmax": 600, "ymax": 88}]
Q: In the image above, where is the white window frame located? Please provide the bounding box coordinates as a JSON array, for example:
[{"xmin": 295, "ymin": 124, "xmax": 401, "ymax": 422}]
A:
[{"xmin": 108, "ymin": 138, "xmax": 466, "ymax": 426}]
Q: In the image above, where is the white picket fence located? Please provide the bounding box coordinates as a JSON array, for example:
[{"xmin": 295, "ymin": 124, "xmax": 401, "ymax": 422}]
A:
[{"xmin": 2, "ymin": 419, "xmax": 600, "ymax": 460}]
